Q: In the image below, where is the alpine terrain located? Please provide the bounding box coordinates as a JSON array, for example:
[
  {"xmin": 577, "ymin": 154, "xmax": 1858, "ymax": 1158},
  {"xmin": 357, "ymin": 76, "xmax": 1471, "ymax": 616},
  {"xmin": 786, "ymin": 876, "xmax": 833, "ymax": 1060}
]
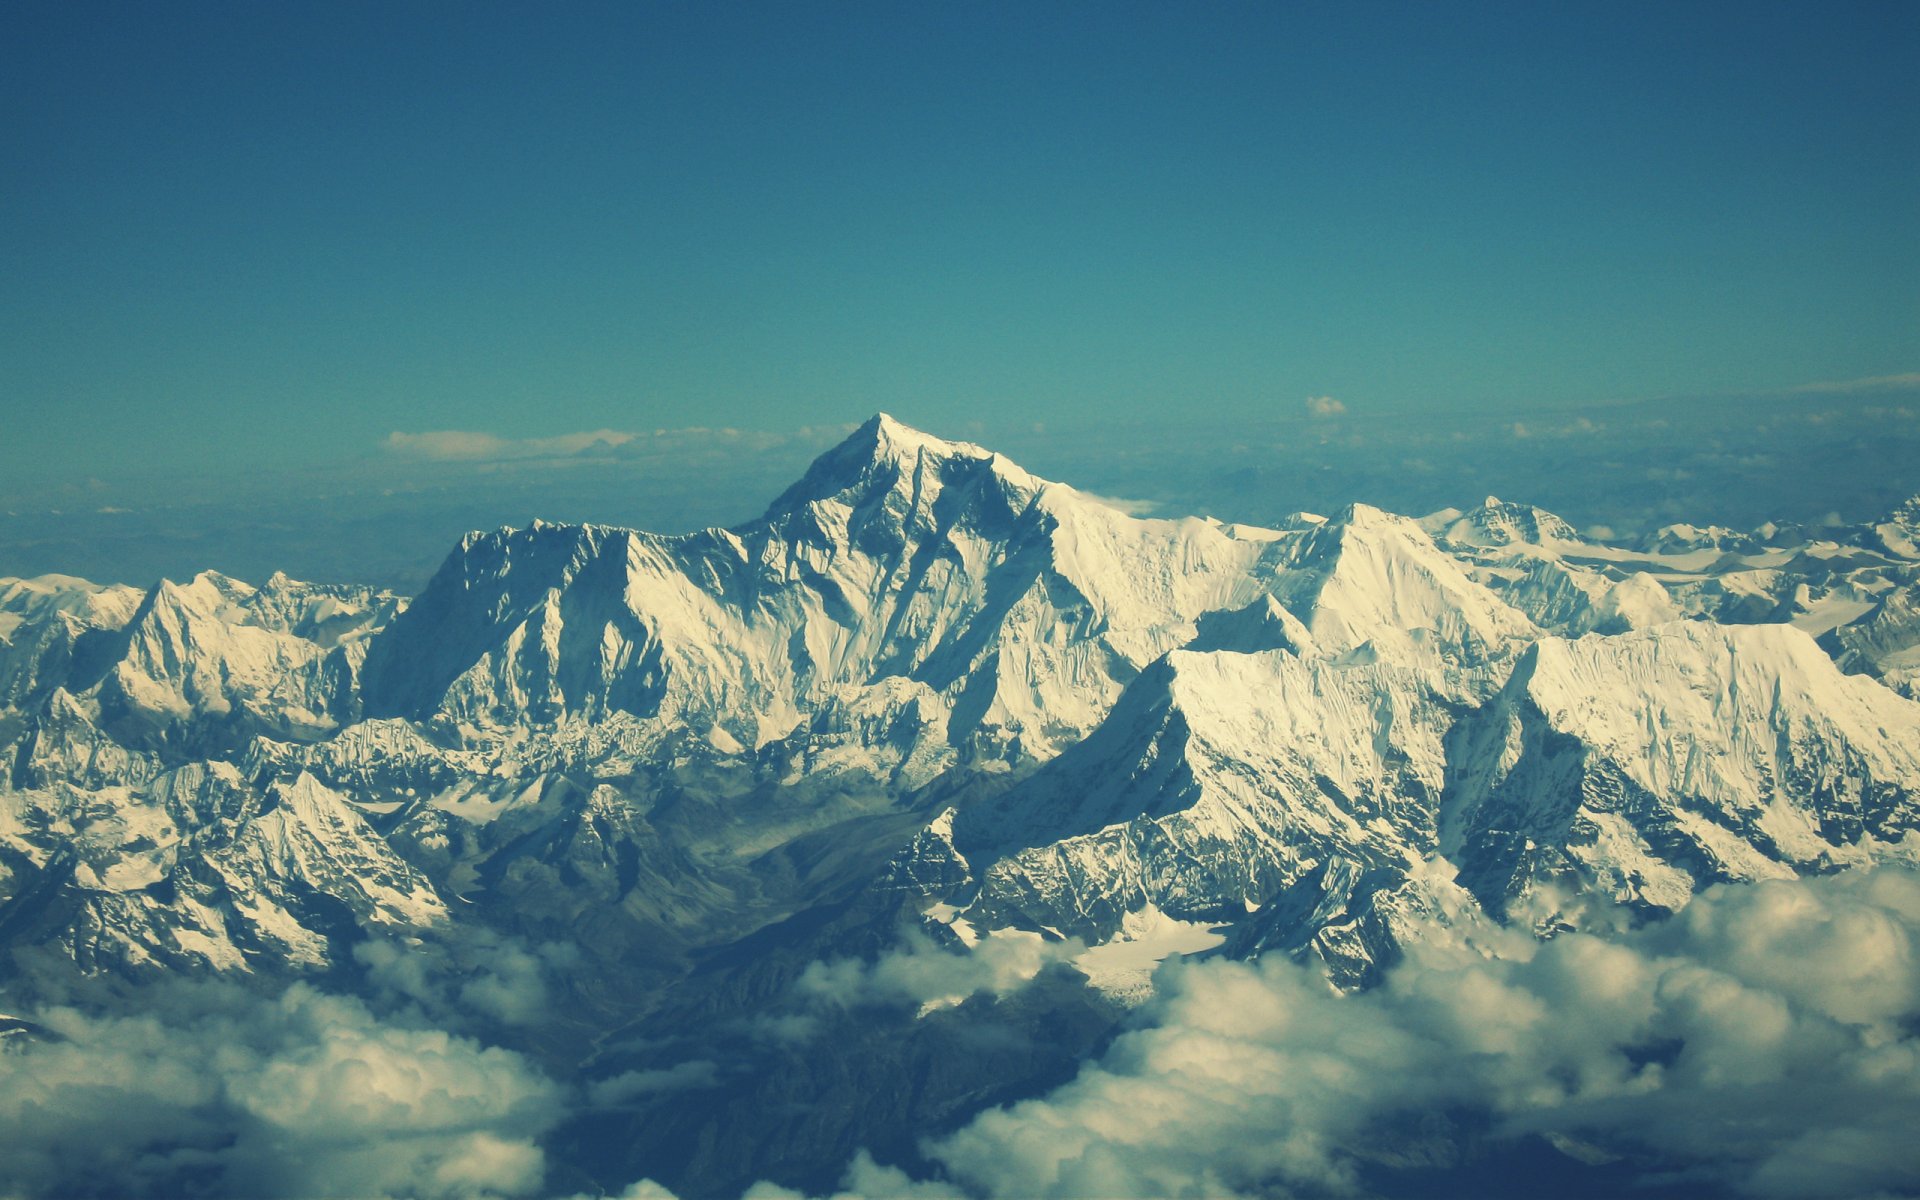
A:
[{"xmin": 4, "ymin": 415, "xmax": 1920, "ymax": 1199}]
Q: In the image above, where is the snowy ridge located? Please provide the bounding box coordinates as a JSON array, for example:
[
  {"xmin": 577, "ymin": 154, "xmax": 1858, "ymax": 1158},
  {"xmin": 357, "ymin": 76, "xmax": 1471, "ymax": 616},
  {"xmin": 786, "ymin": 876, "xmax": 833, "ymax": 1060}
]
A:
[
  {"xmin": 1442, "ymin": 621, "xmax": 1920, "ymax": 921},
  {"xmin": 1, "ymin": 417, "xmax": 1918, "ymax": 999},
  {"xmin": 361, "ymin": 413, "xmax": 1287, "ymax": 760}
]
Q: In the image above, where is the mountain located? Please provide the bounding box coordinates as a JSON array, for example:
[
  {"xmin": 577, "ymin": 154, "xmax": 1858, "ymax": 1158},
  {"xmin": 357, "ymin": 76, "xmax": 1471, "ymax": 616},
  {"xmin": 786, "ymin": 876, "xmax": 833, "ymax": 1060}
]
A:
[
  {"xmin": 1444, "ymin": 621, "xmax": 1920, "ymax": 923},
  {"xmin": 3, "ymin": 416, "xmax": 1920, "ymax": 1197},
  {"xmin": 361, "ymin": 414, "xmax": 1285, "ymax": 759}
]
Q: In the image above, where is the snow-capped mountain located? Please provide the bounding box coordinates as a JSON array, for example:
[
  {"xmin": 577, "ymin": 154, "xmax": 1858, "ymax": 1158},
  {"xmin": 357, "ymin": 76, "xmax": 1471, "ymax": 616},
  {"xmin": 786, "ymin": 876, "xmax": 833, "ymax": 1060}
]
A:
[
  {"xmin": 4, "ymin": 414, "xmax": 1920, "ymax": 1194},
  {"xmin": 1444, "ymin": 621, "xmax": 1920, "ymax": 922},
  {"xmin": 360, "ymin": 414, "xmax": 1289, "ymax": 761}
]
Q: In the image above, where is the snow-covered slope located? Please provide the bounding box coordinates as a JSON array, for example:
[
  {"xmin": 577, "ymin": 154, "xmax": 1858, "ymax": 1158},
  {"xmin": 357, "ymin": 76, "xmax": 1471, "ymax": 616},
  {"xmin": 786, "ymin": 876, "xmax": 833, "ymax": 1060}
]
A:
[
  {"xmin": 3, "ymin": 416, "xmax": 1919, "ymax": 1004},
  {"xmin": 1264, "ymin": 504, "xmax": 1538, "ymax": 683},
  {"xmin": 1443, "ymin": 621, "xmax": 1920, "ymax": 923},
  {"xmin": 904, "ymin": 646, "xmax": 1467, "ymax": 985},
  {"xmin": 361, "ymin": 414, "xmax": 1286, "ymax": 761}
]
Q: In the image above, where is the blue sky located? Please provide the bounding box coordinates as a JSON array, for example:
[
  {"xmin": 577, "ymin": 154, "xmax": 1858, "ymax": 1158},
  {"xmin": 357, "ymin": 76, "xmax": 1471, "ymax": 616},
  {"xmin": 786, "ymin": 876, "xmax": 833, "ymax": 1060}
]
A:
[{"xmin": 4, "ymin": 0, "xmax": 1915, "ymax": 490}]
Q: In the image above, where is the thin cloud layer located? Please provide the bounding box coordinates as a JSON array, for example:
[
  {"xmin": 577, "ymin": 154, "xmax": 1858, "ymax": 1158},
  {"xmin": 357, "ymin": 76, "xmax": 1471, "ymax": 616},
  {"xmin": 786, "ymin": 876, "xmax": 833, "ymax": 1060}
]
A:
[
  {"xmin": 1790, "ymin": 372, "xmax": 1920, "ymax": 395},
  {"xmin": 381, "ymin": 424, "xmax": 855, "ymax": 465},
  {"xmin": 382, "ymin": 428, "xmax": 638, "ymax": 461}
]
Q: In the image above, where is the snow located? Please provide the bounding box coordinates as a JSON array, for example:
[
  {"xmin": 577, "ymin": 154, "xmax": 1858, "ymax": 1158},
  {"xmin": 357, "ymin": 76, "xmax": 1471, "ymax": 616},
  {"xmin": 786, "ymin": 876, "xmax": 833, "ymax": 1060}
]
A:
[
  {"xmin": 8, "ymin": 414, "xmax": 1920, "ymax": 989},
  {"xmin": 1072, "ymin": 904, "xmax": 1228, "ymax": 1003}
]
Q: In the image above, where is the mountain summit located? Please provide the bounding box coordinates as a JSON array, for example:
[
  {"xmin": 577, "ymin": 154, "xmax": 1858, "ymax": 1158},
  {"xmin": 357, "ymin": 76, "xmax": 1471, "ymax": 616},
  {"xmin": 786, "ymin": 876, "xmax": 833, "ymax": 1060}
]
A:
[
  {"xmin": 361, "ymin": 415, "xmax": 1289, "ymax": 755},
  {"xmin": 4, "ymin": 415, "xmax": 1920, "ymax": 1196}
]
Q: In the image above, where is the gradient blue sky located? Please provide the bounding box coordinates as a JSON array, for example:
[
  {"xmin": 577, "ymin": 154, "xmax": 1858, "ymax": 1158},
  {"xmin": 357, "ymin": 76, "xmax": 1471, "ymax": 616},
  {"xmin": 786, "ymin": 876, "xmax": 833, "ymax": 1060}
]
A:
[{"xmin": 3, "ymin": 0, "xmax": 1916, "ymax": 486}]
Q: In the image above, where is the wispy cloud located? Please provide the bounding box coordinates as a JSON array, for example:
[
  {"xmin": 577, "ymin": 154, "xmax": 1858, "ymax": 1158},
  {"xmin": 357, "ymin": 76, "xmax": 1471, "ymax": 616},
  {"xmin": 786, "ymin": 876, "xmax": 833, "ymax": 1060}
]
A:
[
  {"xmin": 381, "ymin": 424, "xmax": 857, "ymax": 466},
  {"xmin": 382, "ymin": 428, "xmax": 637, "ymax": 461},
  {"xmin": 1071, "ymin": 490, "xmax": 1160, "ymax": 517},
  {"xmin": 1789, "ymin": 372, "xmax": 1920, "ymax": 395},
  {"xmin": 795, "ymin": 928, "xmax": 1081, "ymax": 1015},
  {"xmin": 1510, "ymin": 415, "xmax": 1603, "ymax": 440},
  {"xmin": 1304, "ymin": 395, "xmax": 1347, "ymax": 417}
]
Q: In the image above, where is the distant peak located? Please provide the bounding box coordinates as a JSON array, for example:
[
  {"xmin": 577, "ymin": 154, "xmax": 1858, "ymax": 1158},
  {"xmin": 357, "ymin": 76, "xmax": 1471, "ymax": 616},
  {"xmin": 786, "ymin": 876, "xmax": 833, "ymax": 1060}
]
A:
[
  {"xmin": 857, "ymin": 412, "xmax": 979, "ymax": 460},
  {"xmin": 762, "ymin": 413, "xmax": 1038, "ymax": 521},
  {"xmin": 1332, "ymin": 502, "xmax": 1399, "ymax": 528},
  {"xmin": 1482, "ymin": 495, "xmax": 1502, "ymax": 509}
]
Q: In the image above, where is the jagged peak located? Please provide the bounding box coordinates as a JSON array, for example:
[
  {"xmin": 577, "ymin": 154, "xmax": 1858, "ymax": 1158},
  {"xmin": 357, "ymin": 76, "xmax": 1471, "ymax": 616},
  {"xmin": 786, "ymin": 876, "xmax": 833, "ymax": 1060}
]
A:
[
  {"xmin": 1883, "ymin": 494, "xmax": 1920, "ymax": 525},
  {"xmin": 1330, "ymin": 501, "xmax": 1400, "ymax": 528},
  {"xmin": 1430, "ymin": 495, "xmax": 1581, "ymax": 549},
  {"xmin": 146, "ymin": 570, "xmax": 255, "ymax": 615},
  {"xmin": 866, "ymin": 411, "xmax": 985, "ymax": 458}
]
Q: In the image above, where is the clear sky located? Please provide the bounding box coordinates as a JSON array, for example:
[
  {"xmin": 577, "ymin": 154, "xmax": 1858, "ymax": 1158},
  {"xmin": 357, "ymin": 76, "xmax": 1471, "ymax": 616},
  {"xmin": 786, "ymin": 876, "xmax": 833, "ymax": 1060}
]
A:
[{"xmin": 3, "ymin": 0, "xmax": 1916, "ymax": 487}]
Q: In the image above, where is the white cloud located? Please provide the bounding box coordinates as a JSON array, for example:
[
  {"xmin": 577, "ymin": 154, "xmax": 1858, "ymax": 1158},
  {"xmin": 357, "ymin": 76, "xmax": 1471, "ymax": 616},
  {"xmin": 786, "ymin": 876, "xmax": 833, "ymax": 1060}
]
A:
[
  {"xmin": 0, "ymin": 981, "xmax": 565, "ymax": 1199},
  {"xmin": 1304, "ymin": 395, "xmax": 1347, "ymax": 417},
  {"xmin": 380, "ymin": 424, "xmax": 858, "ymax": 466},
  {"xmin": 355, "ymin": 931, "xmax": 578, "ymax": 1029},
  {"xmin": 926, "ymin": 868, "xmax": 1920, "ymax": 1200},
  {"xmin": 382, "ymin": 429, "xmax": 637, "ymax": 462},
  {"xmin": 560, "ymin": 1179, "xmax": 686, "ymax": 1200},
  {"xmin": 739, "ymin": 1152, "xmax": 965, "ymax": 1200},
  {"xmin": 1511, "ymin": 416, "xmax": 1603, "ymax": 440},
  {"xmin": 795, "ymin": 927, "xmax": 1083, "ymax": 1015},
  {"xmin": 1070, "ymin": 489, "xmax": 1159, "ymax": 517},
  {"xmin": 587, "ymin": 1060, "xmax": 722, "ymax": 1106},
  {"xmin": 1790, "ymin": 372, "xmax": 1920, "ymax": 395}
]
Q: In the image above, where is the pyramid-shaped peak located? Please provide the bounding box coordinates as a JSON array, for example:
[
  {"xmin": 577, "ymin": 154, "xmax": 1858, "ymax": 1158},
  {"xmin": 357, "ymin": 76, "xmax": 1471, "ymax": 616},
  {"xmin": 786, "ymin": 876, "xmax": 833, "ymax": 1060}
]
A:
[
  {"xmin": 764, "ymin": 413, "xmax": 1041, "ymax": 519},
  {"xmin": 859, "ymin": 412, "xmax": 993, "ymax": 462},
  {"xmin": 1329, "ymin": 501, "xmax": 1403, "ymax": 528}
]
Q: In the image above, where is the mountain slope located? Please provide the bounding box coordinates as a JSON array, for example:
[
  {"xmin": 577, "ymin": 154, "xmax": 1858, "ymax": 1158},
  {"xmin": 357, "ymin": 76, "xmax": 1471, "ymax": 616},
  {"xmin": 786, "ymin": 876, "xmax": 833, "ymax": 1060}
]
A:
[
  {"xmin": 1443, "ymin": 621, "xmax": 1920, "ymax": 923},
  {"xmin": 361, "ymin": 414, "xmax": 1286, "ymax": 761}
]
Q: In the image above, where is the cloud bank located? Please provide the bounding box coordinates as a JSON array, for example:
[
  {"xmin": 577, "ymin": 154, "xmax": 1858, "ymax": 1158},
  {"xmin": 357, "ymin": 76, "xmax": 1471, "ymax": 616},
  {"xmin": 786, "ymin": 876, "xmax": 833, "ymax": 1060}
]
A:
[
  {"xmin": 931, "ymin": 867, "xmax": 1920, "ymax": 1199},
  {"xmin": 689, "ymin": 867, "xmax": 1920, "ymax": 1200},
  {"xmin": 0, "ymin": 980, "xmax": 564, "ymax": 1200}
]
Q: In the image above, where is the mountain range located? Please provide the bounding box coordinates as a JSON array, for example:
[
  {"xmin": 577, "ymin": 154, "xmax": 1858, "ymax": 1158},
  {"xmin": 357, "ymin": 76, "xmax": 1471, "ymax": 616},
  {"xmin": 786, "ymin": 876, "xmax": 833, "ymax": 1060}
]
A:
[{"xmin": 4, "ymin": 414, "xmax": 1919, "ymax": 1198}]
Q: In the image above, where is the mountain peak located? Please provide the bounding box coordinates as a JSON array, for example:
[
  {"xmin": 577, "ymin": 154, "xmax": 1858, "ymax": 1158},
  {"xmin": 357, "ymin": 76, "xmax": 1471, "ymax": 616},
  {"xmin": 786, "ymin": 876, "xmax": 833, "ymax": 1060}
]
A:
[
  {"xmin": 858, "ymin": 411, "xmax": 990, "ymax": 465},
  {"xmin": 762, "ymin": 413, "xmax": 1038, "ymax": 520}
]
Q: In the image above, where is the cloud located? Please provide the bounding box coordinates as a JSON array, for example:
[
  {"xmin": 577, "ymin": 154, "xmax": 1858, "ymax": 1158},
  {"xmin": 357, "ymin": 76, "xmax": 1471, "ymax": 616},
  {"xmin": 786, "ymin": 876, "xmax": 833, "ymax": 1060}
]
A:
[
  {"xmin": 1790, "ymin": 372, "xmax": 1920, "ymax": 395},
  {"xmin": 0, "ymin": 979, "xmax": 565, "ymax": 1199},
  {"xmin": 925, "ymin": 868, "xmax": 1920, "ymax": 1200},
  {"xmin": 795, "ymin": 927, "xmax": 1083, "ymax": 1015},
  {"xmin": 603, "ymin": 1152, "xmax": 962, "ymax": 1200},
  {"xmin": 1304, "ymin": 395, "xmax": 1347, "ymax": 417},
  {"xmin": 1070, "ymin": 490, "xmax": 1160, "ymax": 517},
  {"xmin": 382, "ymin": 429, "xmax": 638, "ymax": 462},
  {"xmin": 380, "ymin": 424, "xmax": 858, "ymax": 466},
  {"xmin": 587, "ymin": 1060, "xmax": 723, "ymax": 1106},
  {"xmin": 355, "ymin": 930, "xmax": 579, "ymax": 1029},
  {"xmin": 740, "ymin": 1152, "xmax": 966, "ymax": 1200},
  {"xmin": 1512, "ymin": 416, "xmax": 1603, "ymax": 440}
]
